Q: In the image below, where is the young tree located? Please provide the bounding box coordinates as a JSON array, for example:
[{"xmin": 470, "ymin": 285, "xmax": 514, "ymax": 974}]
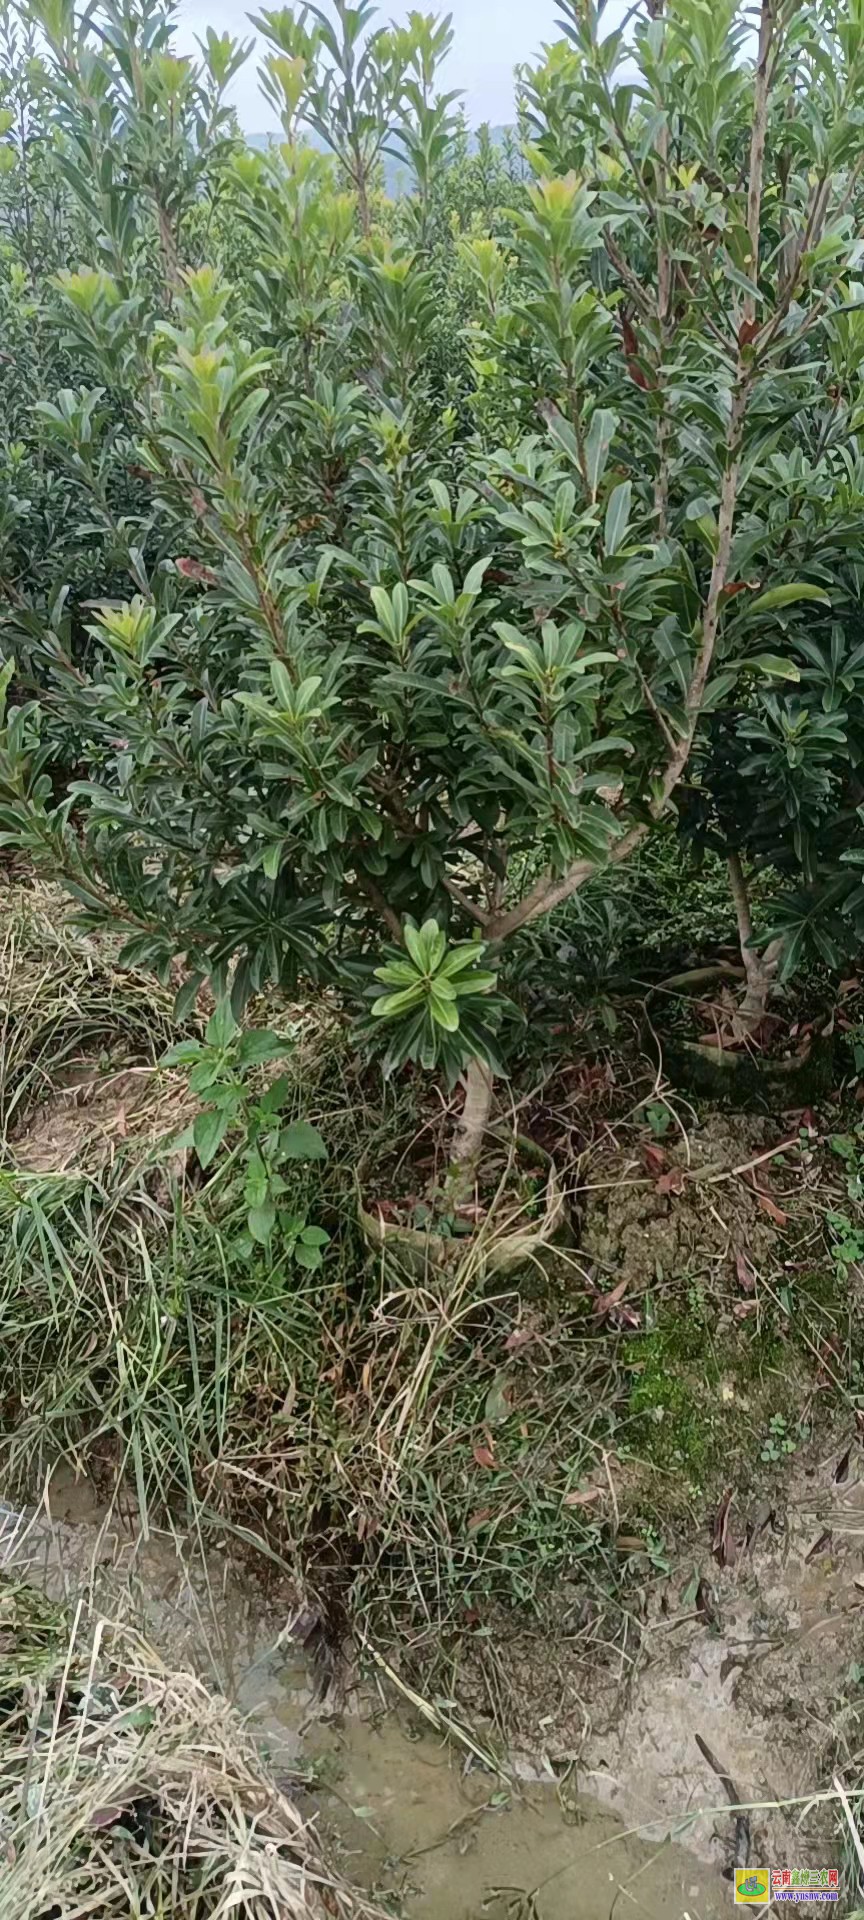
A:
[{"xmin": 4, "ymin": 0, "xmax": 864, "ymax": 1199}]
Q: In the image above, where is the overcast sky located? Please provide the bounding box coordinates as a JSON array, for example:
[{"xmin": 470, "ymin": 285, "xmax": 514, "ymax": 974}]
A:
[{"xmin": 172, "ymin": 0, "xmax": 572, "ymax": 132}]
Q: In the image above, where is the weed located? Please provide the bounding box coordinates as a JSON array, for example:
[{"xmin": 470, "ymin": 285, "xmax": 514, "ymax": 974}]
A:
[{"xmin": 760, "ymin": 1413, "xmax": 810, "ymax": 1463}]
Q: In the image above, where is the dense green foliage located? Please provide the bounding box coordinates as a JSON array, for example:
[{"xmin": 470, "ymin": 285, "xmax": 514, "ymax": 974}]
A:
[{"xmin": 5, "ymin": 0, "xmax": 864, "ymax": 1162}]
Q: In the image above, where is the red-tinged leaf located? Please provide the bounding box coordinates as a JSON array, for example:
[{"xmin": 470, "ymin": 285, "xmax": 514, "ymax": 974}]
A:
[
  {"xmin": 473, "ymin": 1444, "xmax": 496, "ymax": 1469},
  {"xmin": 656, "ymin": 1167, "xmax": 686, "ymax": 1195},
  {"xmin": 174, "ymin": 555, "xmax": 219, "ymax": 585},
  {"xmin": 468, "ymin": 1507, "xmax": 494, "ymax": 1530},
  {"xmin": 757, "ymin": 1191, "xmax": 788, "ymax": 1226},
  {"xmin": 562, "ymin": 1486, "xmax": 602, "ymax": 1508},
  {"xmin": 504, "ymin": 1327, "xmax": 535, "ymax": 1354},
  {"xmin": 90, "ymin": 1806, "xmax": 126, "ymax": 1831},
  {"xmin": 720, "ymin": 579, "xmax": 759, "ymax": 599},
  {"xmin": 732, "ymin": 1299, "xmax": 758, "ymax": 1319},
  {"xmin": 735, "ymin": 1249, "xmax": 756, "ymax": 1292},
  {"xmin": 620, "ymin": 312, "xmax": 639, "ymax": 358},
  {"xmin": 642, "ymin": 1143, "xmax": 667, "ymax": 1176},
  {"xmin": 593, "ymin": 1277, "xmax": 629, "ymax": 1315},
  {"xmin": 738, "ymin": 316, "xmax": 760, "ymax": 348}
]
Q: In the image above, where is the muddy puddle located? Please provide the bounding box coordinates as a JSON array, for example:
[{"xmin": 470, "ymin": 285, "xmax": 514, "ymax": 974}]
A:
[{"xmin": 6, "ymin": 1442, "xmax": 864, "ymax": 1914}]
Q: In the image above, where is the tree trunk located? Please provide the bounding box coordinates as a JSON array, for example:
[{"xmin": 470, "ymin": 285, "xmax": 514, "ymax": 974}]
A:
[
  {"xmin": 449, "ymin": 1056, "xmax": 494, "ymax": 1194},
  {"xmin": 726, "ymin": 849, "xmax": 785, "ymax": 1036}
]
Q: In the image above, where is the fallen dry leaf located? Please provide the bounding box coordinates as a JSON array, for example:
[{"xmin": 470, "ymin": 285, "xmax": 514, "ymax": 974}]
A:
[
  {"xmin": 642, "ymin": 1143, "xmax": 668, "ymax": 1177},
  {"xmin": 562, "ymin": 1486, "xmax": 602, "ymax": 1508},
  {"xmin": 472, "ymin": 1443, "xmax": 496, "ymax": 1469},
  {"xmin": 503, "ymin": 1327, "xmax": 535, "ymax": 1354},
  {"xmin": 756, "ymin": 1190, "xmax": 788, "ymax": 1226},
  {"xmin": 656, "ymin": 1167, "xmax": 686, "ymax": 1196},
  {"xmin": 468, "ymin": 1506, "xmax": 494, "ymax": 1530},
  {"xmin": 735, "ymin": 1249, "xmax": 756, "ymax": 1292},
  {"xmin": 712, "ymin": 1487, "xmax": 736, "ymax": 1567},
  {"xmin": 834, "ymin": 1446, "xmax": 852, "ymax": 1484},
  {"xmin": 732, "ymin": 1299, "xmax": 758, "ymax": 1320},
  {"xmin": 593, "ymin": 1277, "xmax": 629, "ymax": 1315},
  {"xmin": 615, "ymin": 1534, "xmax": 647, "ymax": 1554}
]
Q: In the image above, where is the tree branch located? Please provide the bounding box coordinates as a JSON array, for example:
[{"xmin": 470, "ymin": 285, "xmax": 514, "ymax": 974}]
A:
[{"xmin": 443, "ymin": 876, "xmax": 489, "ymax": 929}]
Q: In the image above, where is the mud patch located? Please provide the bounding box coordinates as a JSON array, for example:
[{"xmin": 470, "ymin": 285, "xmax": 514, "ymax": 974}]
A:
[
  {"xmin": 457, "ymin": 1432, "xmax": 864, "ymax": 1892},
  {"xmin": 0, "ymin": 1479, "xmax": 733, "ymax": 1920},
  {"xmin": 579, "ymin": 1112, "xmax": 806, "ymax": 1293}
]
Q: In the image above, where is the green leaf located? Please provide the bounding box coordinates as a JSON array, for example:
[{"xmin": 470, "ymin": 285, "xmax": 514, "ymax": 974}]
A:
[
  {"xmin": 438, "ymin": 942, "xmax": 489, "ymax": 977},
  {"xmin": 237, "ymin": 1028, "xmax": 291, "ymax": 1065},
  {"xmin": 429, "ymin": 988, "xmax": 459, "ymax": 1030},
  {"xmin": 206, "ymin": 999, "xmax": 238, "ymax": 1049},
  {"xmin": 271, "ymin": 660, "xmax": 295, "ymax": 707},
  {"xmin": 748, "ymin": 584, "xmax": 831, "ymax": 614},
  {"xmin": 280, "ymin": 1121, "xmax": 328, "ymax": 1160},
  {"xmin": 300, "ymin": 1225, "xmax": 330, "ymax": 1246},
  {"xmin": 193, "ymin": 1105, "xmax": 230, "ymax": 1168},
  {"xmin": 584, "ymin": 409, "xmax": 618, "ymax": 499},
  {"xmin": 294, "ymin": 1239, "xmax": 325, "ymax": 1269},
  {"xmin": 452, "ymin": 970, "xmax": 497, "ymax": 995},
  {"xmin": 603, "ymin": 480, "xmax": 632, "ymax": 556},
  {"xmin": 0, "ymin": 655, "xmax": 15, "ymax": 724},
  {"xmin": 747, "ymin": 653, "xmax": 801, "ymax": 681},
  {"xmin": 259, "ymin": 1073, "xmax": 292, "ymax": 1114},
  {"xmin": 248, "ymin": 1199, "xmax": 276, "ymax": 1243},
  {"xmin": 161, "ymin": 1041, "xmax": 203, "ymax": 1067},
  {"xmin": 188, "ymin": 1058, "xmax": 224, "ymax": 1095},
  {"xmin": 372, "ymin": 983, "xmax": 425, "ymax": 1018}
]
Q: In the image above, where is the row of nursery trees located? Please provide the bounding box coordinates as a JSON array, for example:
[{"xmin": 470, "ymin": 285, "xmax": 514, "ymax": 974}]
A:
[{"xmin": 3, "ymin": 0, "xmax": 864, "ymax": 1189}]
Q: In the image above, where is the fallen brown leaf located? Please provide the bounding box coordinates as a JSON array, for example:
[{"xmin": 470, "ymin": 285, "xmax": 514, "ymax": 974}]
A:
[
  {"xmin": 656, "ymin": 1167, "xmax": 686, "ymax": 1196},
  {"xmin": 593, "ymin": 1277, "xmax": 629, "ymax": 1315},
  {"xmin": 504, "ymin": 1327, "xmax": 535, "ymax": 1354},
  {"xmin": 735, "ymin": 1249, "xmax": 756, "ymax": 1292},
  {"xmin": 562, "ymin": 1486, "xmax": 602, "ymax": 1508},
  {"xmin": 643, "ymin": 1143, "xmax": 668, "ymax": 1177},
  {"xmin": 712, "ymin": 1487, "xmax": 735, "ymax": 1567},
  {"xmin": 757, "ymin": 1191, "xmax": 788, "ymax": 1226},
  {"xmin": 473, "ymin": 1443, "xmax": 496, "ymax": 1469}
]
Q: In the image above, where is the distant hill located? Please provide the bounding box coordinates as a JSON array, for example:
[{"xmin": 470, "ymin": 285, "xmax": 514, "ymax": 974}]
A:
[{"xmin": 247, "ymin": 124, "xmax": 514, "ymax": 197}]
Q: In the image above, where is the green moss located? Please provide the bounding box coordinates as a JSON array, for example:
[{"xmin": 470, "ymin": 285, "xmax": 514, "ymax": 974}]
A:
[{"xmin": 625, "ymin": 1324, "xmax": 727, "ymax": 1488}]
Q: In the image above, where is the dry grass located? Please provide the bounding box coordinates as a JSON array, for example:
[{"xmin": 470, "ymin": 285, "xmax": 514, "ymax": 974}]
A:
[
  {"xmin": 0, "ymin": 875, "xmax": 188, "ymax": 1168},
  {"xmin": 0, "ymin": 1583, "xmax": 380, "ymax": 1920}
]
